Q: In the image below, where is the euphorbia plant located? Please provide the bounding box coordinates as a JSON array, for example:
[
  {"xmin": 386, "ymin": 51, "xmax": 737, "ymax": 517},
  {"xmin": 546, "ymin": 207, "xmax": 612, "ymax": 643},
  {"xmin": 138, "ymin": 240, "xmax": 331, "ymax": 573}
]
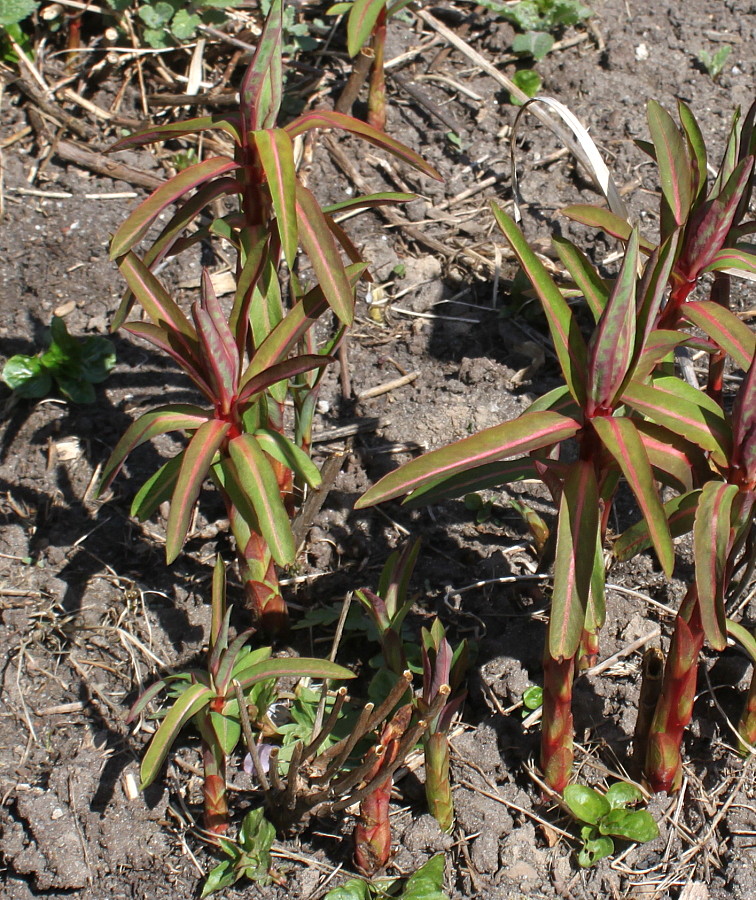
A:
[
  {"xmin": 127, "ymin": 557, "xmax": 355, "ymax": 836},
  {"xmin": 99, "ymin": 0, "xmax": 439, "ymax": 633}
]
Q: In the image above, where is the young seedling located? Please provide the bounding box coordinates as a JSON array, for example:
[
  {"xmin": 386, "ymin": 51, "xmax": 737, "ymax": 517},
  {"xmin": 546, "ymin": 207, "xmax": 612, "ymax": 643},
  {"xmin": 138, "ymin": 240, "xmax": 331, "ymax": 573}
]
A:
[
  {"xmin": 563, "ymin": 782, "xmax": 658, "ymax": 867},
  {"xmin": 99, "ymin": 0, "xmax": 440, "ymax": 633},
  {"xmin": 2, "ymin": 316, "xmax": 115, "ymax": 403},
  {"xmin": 127, "ymin": 557, "xmax": 355, "ymax": 835},
  {"xmin": 324, "ymin": 853, "xmax": 449, "ymax": 900},
  {"xmin": 201, "ymin": 807, "xmax": 282, "ymax": 896}
]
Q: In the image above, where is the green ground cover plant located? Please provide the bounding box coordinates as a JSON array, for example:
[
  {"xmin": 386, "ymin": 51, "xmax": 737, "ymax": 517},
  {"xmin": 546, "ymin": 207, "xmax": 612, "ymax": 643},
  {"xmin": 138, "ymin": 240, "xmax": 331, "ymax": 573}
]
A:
[{"xmin": 2, "ymin": 315, "xmax": 115, "ymax": 403}]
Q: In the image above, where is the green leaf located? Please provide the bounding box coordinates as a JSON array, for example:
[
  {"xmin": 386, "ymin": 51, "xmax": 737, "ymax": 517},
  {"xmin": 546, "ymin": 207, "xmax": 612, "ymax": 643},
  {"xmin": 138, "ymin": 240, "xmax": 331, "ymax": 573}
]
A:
[
  {"xmin": 677, "ymin": 100, "xmax": 708, "ymax": 200},
  {"xmin": 592, "ymin": 416, "xmax": 674, "ymax": 576},
  {"xmin": 355, "ymin": 410, "xmax": 581, "ymax": 508},
  {"xmin": 605, "ymin": 781, "xmax": 643, "ymax": 810},
  {"xmin": 404, "ymin": 457, "xmax": 539, "ymax": 508},
  {"xmin": 0, "ymin": 0, "xmax": 38, "ymax": 26},
  {"xmin": 285, "ymin": 110, "xmax": 442, "ymax": 182},
  {"xmin": 2, "ymin": 355, "xmax": 52, "ymax": 398},
  {"xmin": 564, "ymin": 784, "xmax": 610, "ymax": 825},
  {"xmin": 109, "ymin": 116, "xmax": 241, "ymax": 153},
  {"xmin": 682, "ymin": 301, "xmax": 756, "ymax": 372},
  {"xmin": 227, "ymin": 433, "xmax": 296, "ymax": 566},
  {"xmin": 296, "ymin": 184, "xmax": 355, "ymax": 326},
  {"xmin": 703, "ymin": 246, "xmax": 756, "ymax": 276},
  {"xmin": 166, "ymin": 419, "xmax": 230, "ymax": 563},
  {"xmin": 587, "ymin": 228, "xmax": 638, "ymax": 410},
  {"xmin": 131, "ymin": 455, "xmax": 183, "ymax": 521},
  {"xmin": 110, "ymin": 157, "xmax": 239, "ymax": 259},
  {"xmin": 346, "ymin": 0, "xmax": 385, "ymax": 56},
  {"xmin": 492, "ymin": 203, "xmax": 588, "ymax": 405},
  {"xmin": 552, "ymin": 235, "xmax": 609, "ymax": 321},
  {"xmin": 78, "ymin": 336, "xmax": 116, "ymax": 383},
  {"xmin": 694, "ymin": 482, "xmax": 738, "ymax": 651},
  {"xmin": 401, "ymin": 854, "xmax": 449, "ymax": 900},
  {"xmin": 233, "ymin": 656, "xmax": 355, "ymax": 692},
  {"xmin": 509, "ymin": 68, "xmax": 541, "ymax": 104},
  {"xmin": 253, "ymin": 129, "xmax": 298, "ymax": 268},
  {"xmin": 646, "ymin": 100, "xmax": 692, "ymax": 227},
  {"xmin": 550, "ymin": 460, "xmax": 599, "ymax": 661},
  {"xmin": 201, "ymin": 859, "xmax": 240, "ymax": 897},
  {"xmin": 560, "ymin": 205, "xmax": 655, "ymax": 253},
  {"xmin": 577, "ymin": 834, "xmax": 615, "ymax": 867},
  {"xmin": 254, "ymin": 428, "xmax": 322, "ymax": 489},
  {"xmin": 209, "ymin": 711, "xmax": 242, "ymax": 756},
  {"xmin": 522, "ymin": 685, "xmax": 543, "ymax": 710},
  {"xmin": 614, "ymin": 490, "xmax": 700, "ymax": 562},
  {"xmin": 512, "ymin": 31, "xmax": 554, "ymax": 60},
  {"xmin": 99, "ymin": 405, "xmax": 209, "ymax": 493},
  {"xmin": 140, "ymin": 682, "xmax": 213, "ymax": 788},
  {"xmin": 598, "ymin": 808, "xmax": 659, "ymax": 842},
  {"xmin": 621, "ymin": 376, "xmax": 731, "ymax": 468},
  {"xmin": 324, "ymin": 879, "xmax": 372, "ymax": 900},
  {"xmin": 170, "ymin": 8, "xmax": 201, "ymax": 40},
  {"xmin": 240, "ymin": 0, "xmax": 282, "ymax": 131}
]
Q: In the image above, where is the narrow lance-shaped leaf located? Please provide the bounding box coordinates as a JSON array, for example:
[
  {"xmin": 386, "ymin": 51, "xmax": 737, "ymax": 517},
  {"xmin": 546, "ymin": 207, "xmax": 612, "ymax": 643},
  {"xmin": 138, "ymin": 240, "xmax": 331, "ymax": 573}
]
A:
[
  {"xmin": 108, "ymin": 115, "xmax": 241, "ymax": 152},
  {"xmin": 110, "ymin": 157, "xmax": 239, "ymax": 259},
  {"xmin": 678, "ymin": 156, "xmax": 755, "ymax": 279},
  {"xmin": 322, "ymin": 191, "xmax": 415, "ymax": 215},
  {"xmin": 355, "ymin": 410, "xmax": 581, "ymax": 508},
  {"xmin": 346, "ymin": 0, "xmax": 386, "ymax": 56},
  {"xmin": 561, "ymin": 205, "xmax": 655, "ymax": 253},
  {"xmin": 99, "ymin": 405, "xmax": 209, "ymax": 492},
  {"xmin": 112, "ymin": 177, "xmax": 240, "ymax": 330},
  {"xmin": 131, "ymin": 454, "xmax": 183, "ymax": 522},
  {"xmin": 140, "ymin": 682, "xmax": 214, "ymax": 789},
  {"xmin": 636, "ymin": 228, "xmax": 682, "ymax": 345},
  {"xmin": 614, "ymin": 490, "xmax": 700, "ymax": 562},
  {"xmin": 253, "ymin": 129, "xmax": 298, "ymax": 268},
  {"xmin": 199, "ymin": 269, "xmax": 239, "ymax": 385},
  {"xmin": 710, "ymin": 106, "xmax": 742, "ymax": 197},
  {"xmin": 552, "ymin": 235, "xmax": 609, "ymax": 321},
  {"xmin": 229, "ymin": 231, "xmax": 269, "ymax": 340},
  {"xmin": 123, "ymin": 322, "xmax": 212, "ymax": 401},
  {"xmin": 635, "ymin": 419, "xmax": 705, "ymax": 492},
  {"xmin": 405, "ymin": 457, "xmax": 541, "ymax": 508},
  {"xmin": 492, "ymin": 203, "xmax": 588, "ymax": 406},
  {"xmin": 621, "ymin": 376, "xmax": 732, "ymax": 467},
  {"xmin": 234, "ymin": 656, "xmax": 356, "ymax": 691},
  {"xmin": 254, "ymin": 428, "xmax": 322, "ymax": 489},
  {"xmin": 117, "ymin": 252, "xmax": 198, "ymax": 348},
  {"xmin": 695, "ymin": 482, "xmax": 739, "ymax": 651},
  {"xmin": 227, "ymin": 434, "xmax": 296, "ymax": 567},
  {"xmin": 588, "ymin": 228, "xmax": 639, "ymax": 410},
  {"xmin": 240, "ymin": 0, "xmax": 281, "ymax": 131},
  {"xmin": 646, "ymin": 100, "xmax": 692, "ymax": 227},
  {"xmin": 677, "ymin": 100, "xmax": 708, "ymax": 201},
  {"xmin": 732, "ymin": 354, "xmax": 756, "ymax": 482},
  {"xmin": 237, "ymin": 354, "xmax": 330, "ymax": 403},
  {"xmin": 550, "ymin": 460, "xmax": 599, "ymax": 661},
  {"xmin": 166, "ymin": 420, "xmax": 231, "ymax": 564},
  {"xmin": 285, "ymin": 110, "xmax": 442, "ymax": 181},
  {"xmin": 296, "ymin": 183, "xmax": 355, "ymax": 326},
  {"xmin": 592, "ymin": 415, "xmax": 674, "ymax": 576},
  {"xmin": 703, "ymin": 246, "xmax": 756, "ymax": 277},
  {"xmin": 682, "ymin": 301, "xmax": 756, "ymax": 372},
  {"xmin": 632, "ymin": 329, "xmax": 686, "ymax": 383}
]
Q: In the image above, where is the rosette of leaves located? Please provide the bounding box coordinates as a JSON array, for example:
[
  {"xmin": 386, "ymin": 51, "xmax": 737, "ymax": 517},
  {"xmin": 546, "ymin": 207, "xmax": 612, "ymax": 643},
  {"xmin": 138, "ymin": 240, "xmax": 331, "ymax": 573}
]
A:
[
  {"xmin": 563, "ymin": 782, "xmax": 658, "ymax": 867},
  {"xmin": 2, "ymin": 316, "xmax": 115, "ymax": 403},
  {"xmin": 99, "ymin": 0, "xmax": 440, "ymax": 633}
]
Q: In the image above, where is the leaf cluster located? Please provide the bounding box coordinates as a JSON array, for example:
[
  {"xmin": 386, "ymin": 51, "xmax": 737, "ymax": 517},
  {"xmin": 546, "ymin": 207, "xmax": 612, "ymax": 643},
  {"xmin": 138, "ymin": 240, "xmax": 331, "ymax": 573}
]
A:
[
  {"xmin": 323, "ymin": 854, "xmax": 449, "ymax": 900},
  {"xmin": 563, "ymin": 783, "xmax": 658, "ymax": 867},
  {"xmin": 2, "ymin": 316, "xmax": 115, "ymax": 404}
]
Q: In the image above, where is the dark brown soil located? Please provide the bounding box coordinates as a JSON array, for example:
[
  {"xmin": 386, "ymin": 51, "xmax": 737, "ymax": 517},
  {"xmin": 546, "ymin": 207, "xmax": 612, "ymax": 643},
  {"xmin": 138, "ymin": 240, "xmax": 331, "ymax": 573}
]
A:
[{"xmin": 1, "ymin": 2, "xmax": 756, "ymax": 898}]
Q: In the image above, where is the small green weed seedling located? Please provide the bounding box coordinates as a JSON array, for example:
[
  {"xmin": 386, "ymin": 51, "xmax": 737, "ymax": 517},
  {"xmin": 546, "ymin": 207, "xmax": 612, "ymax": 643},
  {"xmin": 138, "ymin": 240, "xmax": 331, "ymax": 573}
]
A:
[
  {"xmin": 563, "ymin": 782, "xmax": 658, "ymax": 867},
  {"xmin": 2, "ymin": 316, "xmax": 115, "ymax": 403},
  {"xmin": 201, "ymin": 807, "xmax": 281, "ymax": 896},
  {"xmin": 0, "ymin": 0, "xmax": 37, "ymax": 62},
  {"xmin": 521, "ymin": 684, "xmax": 543, "ymax": 717},
  {"xmin": 324, "ymin": 853, "xmax": 449, "ymax": 900},
  {"xmin": 103, "ymin": 0, "xmax": 245, "ymax": 49},
  {"xmin": 696, "ymin": 45, "xmax": 732, "ymax": 81}
]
